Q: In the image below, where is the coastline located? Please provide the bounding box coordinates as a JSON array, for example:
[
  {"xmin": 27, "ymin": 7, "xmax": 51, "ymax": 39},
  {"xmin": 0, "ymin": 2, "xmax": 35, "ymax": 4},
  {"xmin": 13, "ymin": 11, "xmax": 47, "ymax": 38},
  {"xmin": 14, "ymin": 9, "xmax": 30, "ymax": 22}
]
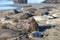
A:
[
  {"xmin": 0, "ymin": 2, "xmax": 60, "ymax": 40},
  {"xmin": 1, "ymin": 3, "xmax": 60, "ymax": 11}
]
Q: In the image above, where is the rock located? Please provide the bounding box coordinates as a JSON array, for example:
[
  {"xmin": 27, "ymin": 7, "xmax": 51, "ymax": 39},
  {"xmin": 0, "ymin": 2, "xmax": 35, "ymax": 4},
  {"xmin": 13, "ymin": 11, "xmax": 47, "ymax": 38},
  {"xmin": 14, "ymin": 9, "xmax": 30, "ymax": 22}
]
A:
[
  {"xmin": 41, "ymin": 12, "xmax": 49, "ymax": 16},
  {"xmin": 7, "ymin": 37, "xmax": 19, "ymax": 40},
  {"xmin": 14, "ymin": 0, "xmax": 27, "ymax": 3},
  {"xmin": 46, "ymin": 36, "xmax": 60, "ymax": 40},
  {"xmin": 8, "ymin": 12, "xmax": 33, "ymax": 20},
  {"xmin": 21, "ymin": 37, "xmax": 29, "ymax": 40},
  {"xmin": 6, "ymin": 23, "xmax": 17, "ymax": 30},
  {"xmin": 33, "ymin": 16, "xmax": 47, "ymax": 22},
  {"xmin": 46, "ymin": 19, "xmax": 60, "ymax": 25},
  {"xmin": 13, "ymin": 9, "xmax": 20, "ymax": 14},
  {"xmin": 41, "ymin": 6, "xmax": 56, "ymax": 11},
  {"xmin": 35, "ymin": 9, "xmax": 47, "ymax": 16},
  {"xmin": 43, "ymin": 26, "xmax": 60, "ymax": 37},
  {"xmin": 43, "ymin": 0, "xmax": 60, "ymax": 4},
  {"xmin": 49, "ymin": 9, "xmax": 60, "ymax": 16},
  {"xmin": 0, "ymin": 29, "xmax": 20, "ymax": 40},
  {"xmin": 23, "ymin": 11, "xmax": 30, "ymax": 13},
  {"xmin": 33, "ymin": 15, "xmax": 60, "ymax": 26},
  {"xmin": 43, "ymin": 15, "xmax": 53, "ymax": 19},
  {"xmin": 17, "ymin": 17, "xmax": 39, "ymax": 33},
  {"xmin": 19, "ymin": 13, "xmax": 33, "ymax": 19},
  {"xmin": 52, "ymin": 12, "xmax": 60, "ymax": 18},
  {"xmin": 16, "ymin": 20, "xmax": 30, "ymax": 31},
  {"xmin": 1, "ymin": 20, "xmax": 15, "ymax": 25},
  {"xmin": 33, "ymin": 16, "xmax": 48, "ymax": 26},
  {"xmin": 27, "ymin": 8, "xmax": 37, "ymax": 13},
  {"xmin": 44, "ymin": 28, "xmax": 60, "ymax": 40},
  {"xmin": 30, "ymin": 31, "xmax": 42, "ymax": 38},
  {"xmin": 27, "ymin": 18, "xmax": 39, "ymax": 32},
  {"xmin": 5, "ymin": 16, "xmax": 10, "ymax": 20},
  {"xmin": 49, "ymin": 9, "xmax": 59, "ymax": 14},
  {"xmin": 4, "ymin": 10, "xmax": 15, "ymax": 16}
]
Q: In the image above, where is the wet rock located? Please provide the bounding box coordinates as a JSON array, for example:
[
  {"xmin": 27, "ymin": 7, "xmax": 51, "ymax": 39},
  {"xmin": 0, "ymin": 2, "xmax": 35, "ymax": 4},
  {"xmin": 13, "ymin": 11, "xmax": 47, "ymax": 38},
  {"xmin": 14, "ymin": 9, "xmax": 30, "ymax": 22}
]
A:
[{"xmin": 30, "ymin": 31, "xmax": 42, "ymax": 38}]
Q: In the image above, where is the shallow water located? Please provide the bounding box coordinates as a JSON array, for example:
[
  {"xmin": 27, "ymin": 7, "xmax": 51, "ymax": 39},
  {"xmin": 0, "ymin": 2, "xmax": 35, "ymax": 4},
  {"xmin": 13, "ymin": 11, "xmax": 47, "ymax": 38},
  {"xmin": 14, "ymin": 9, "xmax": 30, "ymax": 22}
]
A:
[
  {"xmin": 0, "ymin": 0, "xmax": 44, "ymax": 10},
  {"xmin": 0, "ymin": 6, "xmax": 17, "ymax": 10},
  {"xmin": 0, "ymin": 0, "xmax": 17, "ymax": 10}
]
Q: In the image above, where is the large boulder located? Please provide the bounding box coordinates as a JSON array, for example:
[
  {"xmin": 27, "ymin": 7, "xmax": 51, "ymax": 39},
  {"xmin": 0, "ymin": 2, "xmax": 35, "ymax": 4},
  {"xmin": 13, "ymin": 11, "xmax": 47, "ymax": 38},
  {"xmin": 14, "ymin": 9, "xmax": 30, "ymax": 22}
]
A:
[
  {"xmin": 27, "ymin": 18, "xmax": 39, "ymax": 32},
  {"xmin": 17, "ymin": 17, "xmax": 39, "ymax": 33},
  {"xmin": 33, "ymin": 16, "xmax": 48, "ymax": 26}
]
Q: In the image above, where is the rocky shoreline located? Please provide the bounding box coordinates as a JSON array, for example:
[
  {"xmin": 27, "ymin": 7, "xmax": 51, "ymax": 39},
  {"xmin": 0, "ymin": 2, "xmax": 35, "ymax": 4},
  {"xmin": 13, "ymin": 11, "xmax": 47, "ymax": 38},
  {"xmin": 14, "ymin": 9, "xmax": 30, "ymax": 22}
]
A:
[{"xmin": 0, "ymin": 3, "xmax": 60, "ymax": 40}]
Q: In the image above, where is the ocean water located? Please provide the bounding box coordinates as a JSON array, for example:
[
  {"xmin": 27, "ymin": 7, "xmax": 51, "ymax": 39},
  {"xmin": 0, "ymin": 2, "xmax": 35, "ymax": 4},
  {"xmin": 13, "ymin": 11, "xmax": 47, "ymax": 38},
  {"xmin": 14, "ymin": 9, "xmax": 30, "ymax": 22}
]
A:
[
  {"xmin": 28, "ymin": 0, "xmax": 44, "ymax": 4},
  {"xmin": 0, "ymin": 0, "xmax": 44, "ymax": 10},
  {"xmin": 0, "ymin": 0, "xmax": 17, "ymax": 10}
]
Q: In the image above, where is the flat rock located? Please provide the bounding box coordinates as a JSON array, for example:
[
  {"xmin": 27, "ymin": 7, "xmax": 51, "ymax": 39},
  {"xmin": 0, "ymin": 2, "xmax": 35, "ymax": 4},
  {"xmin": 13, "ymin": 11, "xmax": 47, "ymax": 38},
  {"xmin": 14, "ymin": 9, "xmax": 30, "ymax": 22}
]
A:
[{"xmin": 0, "ymin": 29, "xmax": 20, "ymax": 39}]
